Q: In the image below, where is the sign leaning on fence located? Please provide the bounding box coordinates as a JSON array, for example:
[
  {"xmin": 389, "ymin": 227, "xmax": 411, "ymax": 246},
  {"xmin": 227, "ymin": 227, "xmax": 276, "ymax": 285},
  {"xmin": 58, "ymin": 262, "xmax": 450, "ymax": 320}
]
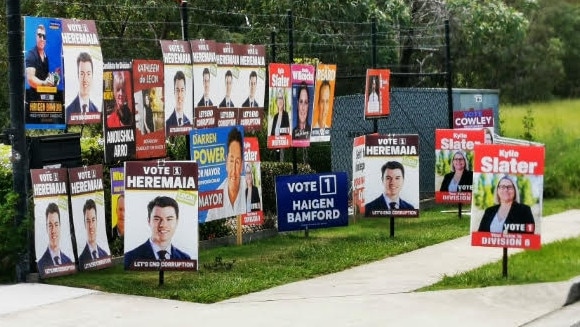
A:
[
  {"xmin": 470, "ymin": 143, "xmax": 545, "ymax": 250},
  {"xmin": 275, "ymin": 172, "xmax": 349, "ymax": 232},
  {"xmin": 31, "ymin": 168, "xmax": 77, "ymax": 278},
  {"xmin": 68, "ymin": 164, "xmax": 112, "ymax": 271}
]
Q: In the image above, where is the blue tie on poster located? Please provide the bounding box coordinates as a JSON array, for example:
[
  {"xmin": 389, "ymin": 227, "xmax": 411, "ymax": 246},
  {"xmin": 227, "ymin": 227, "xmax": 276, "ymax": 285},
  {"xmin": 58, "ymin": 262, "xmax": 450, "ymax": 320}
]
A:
[{"xmin": 275, "ymin": 172, "xmax": 349, "ymax": 232}]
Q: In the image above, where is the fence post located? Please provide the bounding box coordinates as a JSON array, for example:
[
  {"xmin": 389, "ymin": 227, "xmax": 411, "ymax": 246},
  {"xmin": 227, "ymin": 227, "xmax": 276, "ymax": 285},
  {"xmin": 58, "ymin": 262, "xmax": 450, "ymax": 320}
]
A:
[{"xmin": 445, "ymin": 20, "xmax": 453, "ymax": 129}]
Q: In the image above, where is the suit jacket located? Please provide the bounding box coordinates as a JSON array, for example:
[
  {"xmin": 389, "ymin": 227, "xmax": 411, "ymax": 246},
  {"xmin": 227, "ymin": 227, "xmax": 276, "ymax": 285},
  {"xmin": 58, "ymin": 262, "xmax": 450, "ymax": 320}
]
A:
[
  {"xmin": 124, "ymin": 240, "xmax": 191, "ymax": 269},
  {"xmin": 197, "ymin": 97, "xmax": 213, "ymax": 107},
  {"xmin": 219, "ymin": 98, "xmax": 235, "ymax": 108},
  {"xmin": 66, "ymin": 96, "xmax": 98, "ymax": 122},
  {"xmin": 144, "ymin": 104, "xmax": 154, "ymax": 133},
  {"xmin": 242, "ymin": 97, "xmax": 259, "ymax": 107},
  {"xmin": 365, "ymin": 194, "xmax": 415, "ymax": 214},
  {"xmin": 79, "ymin": 243, "xmax": 109, "ymax": 266},
  {"xmin": 440, "ymin": 170, "xmax": 473, "ymax": 192},
  {"xmin": 478, "ymin": 202, "xmax": 535, "ymax": 233},
  {"xmin": 165, "ymin": 110, "xmax": 191, "ymax": 134},
  {"xmin": 245, "ymin": 185, "xmax": 261, "ymax": 212},
  {"xmin": 270, "ymin": 111, "xmax": 290, "ymax": 136},
  {"xmin": 37, "ymin": 247, "xmax": 73, "ymax": 273}
]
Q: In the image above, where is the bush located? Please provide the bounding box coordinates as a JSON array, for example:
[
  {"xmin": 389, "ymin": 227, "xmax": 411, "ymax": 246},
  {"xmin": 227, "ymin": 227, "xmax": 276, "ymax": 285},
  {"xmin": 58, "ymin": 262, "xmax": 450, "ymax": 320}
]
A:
[{"xmin": 260, "ymin": 161, "xmax": 316, "ymax": 215}]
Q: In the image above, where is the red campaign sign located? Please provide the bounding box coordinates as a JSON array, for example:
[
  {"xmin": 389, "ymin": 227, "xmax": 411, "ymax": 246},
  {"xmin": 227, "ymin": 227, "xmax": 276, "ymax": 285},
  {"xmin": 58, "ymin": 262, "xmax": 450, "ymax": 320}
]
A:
[
  {"xmin": 434, "ymin": 129, "xmax": 485, "ymax": 204},
  {"xmin": 268, "ymin": 63, "xmax": 292, "ymax": 149},
  {"xmin": 473, "ymin": 144, "xmax": 545, "ymax": 175},
  {"xmin": 470, "ymin": 143, "xmax": 545, "ymax": 250},
  {"xmin": 364, "ymin": 69, "xmax": 390, "ymax": 118}
]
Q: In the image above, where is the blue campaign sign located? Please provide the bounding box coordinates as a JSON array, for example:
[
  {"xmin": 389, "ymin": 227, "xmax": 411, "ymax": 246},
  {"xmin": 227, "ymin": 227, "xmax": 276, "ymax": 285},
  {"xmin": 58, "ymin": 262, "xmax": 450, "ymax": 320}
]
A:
[
  {"xmin": 275, "ymin": 172, "xmax": 349, "ymax": 232},
  {"xmin": 190, "ymin": 126, "xmax": 245, "ymax": 223}
]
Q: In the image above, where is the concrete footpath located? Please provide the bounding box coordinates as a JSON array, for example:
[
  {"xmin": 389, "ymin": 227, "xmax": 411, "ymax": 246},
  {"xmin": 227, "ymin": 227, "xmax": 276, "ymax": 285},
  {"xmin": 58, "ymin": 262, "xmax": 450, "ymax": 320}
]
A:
[{"xmin": 1, "ymin": 210, "xmax": 580, "ymax": 326}]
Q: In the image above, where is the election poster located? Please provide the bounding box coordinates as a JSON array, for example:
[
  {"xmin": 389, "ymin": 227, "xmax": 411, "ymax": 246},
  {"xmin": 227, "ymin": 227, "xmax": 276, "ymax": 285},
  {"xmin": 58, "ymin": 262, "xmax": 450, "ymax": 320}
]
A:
[
  {"xmin": 291, "ymin": 64, "xmax": 315, "ymax": 148},
  {"xmin": 310, "ymin": 64, "xmax": 337, "ymax": 143},
  {"xmin": 453, "ymin": 108, "xmax": 494, "ymax": 130},
  {"xmin": 31, "ymin": 168, "xmax": 76, "ymax": 278},
  {"xmin": 237, "ymin": 44, "xmax": 266, "ymax": 131},
  {"xmin": 191, "ymin": 39, "xmax": 218, "ymax": 129},
  {"xmin": 190, "ymin": 126, "xmax": 245, "ymax": 223},
  {"xmin": 364, "ymin": 69, "xmax": 390, "ymax": 118},
  {"xmin": 435, "ymin": 129, "xmax": 485, "ymax": 204},
  {"xmin": 242, "ymin": 137, "xmax": 263, "ymax": 225},
  {"xmin": 160, "ymin": 40, "xmax": 193, "ymax": 136},
  {"xmin": 267, "ymin": 63, "xmax": 292, "ymax": 149},
  {"xmin": 275, "ymin": 173, "xmax": 349, "ymax": 232},
  {"xmin": 124, "ymin": 161, "xmax": 199, "ymax": 271},
  {"xmin": 24, "ymin": 16, "xmax": 65, "ymax": 130},
  {"xmin": 352, "ymin": 135, "xmax": 366, "ymax": 215},
  {"xmin": 62, "ymin": 19, "xmax": 103, "ymax": 126},
  {"xmin": 361, "ymin": 134, "xmax": 420, "ymax": 217},
  {"xmin": 110, "ymin": 166, "xmax": 125, "ymax": 239},
  {"xmin": 470, "ymin": 144, "xmax": 544, "ymax": 250},
  {"xmin": 215, "ymin": 42, "xmax": 241, "ymax": 128},
  {"xmin": 68, "ymin": 165, "xmax": 112, "ymax": 271},
  {"xmin": 132, "ymin": 59, "xmax": 166, "ymax": 159},
  {"xmin": 102, "ymin": 60, "xmax": 136, "ymax": 163}
]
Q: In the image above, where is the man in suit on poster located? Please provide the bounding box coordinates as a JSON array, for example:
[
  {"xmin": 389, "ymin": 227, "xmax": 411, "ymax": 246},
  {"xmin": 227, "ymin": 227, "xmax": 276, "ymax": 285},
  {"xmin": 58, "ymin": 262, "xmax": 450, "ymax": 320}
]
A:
[
  {"xmin": 166, "ymin": 70, "xmax": 191, "ymax": 133},
  {"xmin": 197, "ymin": 68, "xmax": 214, "ymax": 107},
  {"xmin": 241, "ymin": 71, "xmax": 259, "ymax": 107},
  {"xmin": 365, "ymin": 161, "xmax": 415, "ymax": 215},
  {"xmin": 78, "ymin": 199, "xmax": 109, "ymax": 267},
  {"xmin": 37, "ymin": 203, "xmax": 73, "ymax": 271},
  {"xmin": 65, "ymin": 52, "xmax": 99, "ymax": 123},
  {"xmin": 124, "ymin": 196, "xmax": 190, "ymax": 269},
  {"xmin": 219, "ymin": 70, "xmax": 236, "ymax": 108}
]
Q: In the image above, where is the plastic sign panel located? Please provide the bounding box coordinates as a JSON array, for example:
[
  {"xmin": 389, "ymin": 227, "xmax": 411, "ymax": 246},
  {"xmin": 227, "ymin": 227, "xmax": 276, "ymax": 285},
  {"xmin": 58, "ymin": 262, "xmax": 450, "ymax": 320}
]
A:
[
  {"xmin": 241, "ymin": 137, "xmax": 264, "ymax": 225},
  {"xmin": 190, "ymin": 126, "xmax": 245, "ymax": 223},
  {"xmin": 62, "ymin": 19, "xmax": 103, "ymax": 126},
  {"xmin": 453, "ymin": 108, "xmax": 494, "ymax": 129},
  {"xmin": 132, "ymin": 59, "xmax": 166, "ymax": 159},
  {"xmin": 24, "ymin": 16, "xmax": 65, "ymax": 129},
  {"xmin": 291, "ymin": 64, "xmax": 315, "ymax": 147},
  {"xmin": 31, "ymin": 168, "xmax": 77, "ymax": 278},
  {"xmin": 267, "ymin": 63, "xmax": 292, "ymax": 149},
  {"xmin": 124, "ymin": 161, "xmax": 199, "ymax": 271},
  {"xmin": 435, "ymin": 129, "xmax": 485, "ymax": 204},
  {"xmin": 310, "ymin": 64, "xmax": 337, "ymax": 143},
  {"xmin": 470, "ymin": 144, "xmax": 544, "ymax": 250},
  {"xmin": 359, "ymin": 134, "xmax": 420, "ymax": 217},
  {"xmin": 191, "ymin": 39, "xmax": 217, "ymax": 129},
  {"xmin": 110, "ymin": 166, "xmax": 125, "ymax": 239},
  {"xmin": 276, "ymin": 173, "xmax": 349, "ymax": 232},
  {"xmin": 161, "ymin": 40, "xmax": 193, "ymax": 136},
  {"xmin": 68, "ymin": 165, "xmax": 112, "ymax": 271},
  {"xmin": 364, "ymin": 69, "xmax": 390, "ymax": 118}
]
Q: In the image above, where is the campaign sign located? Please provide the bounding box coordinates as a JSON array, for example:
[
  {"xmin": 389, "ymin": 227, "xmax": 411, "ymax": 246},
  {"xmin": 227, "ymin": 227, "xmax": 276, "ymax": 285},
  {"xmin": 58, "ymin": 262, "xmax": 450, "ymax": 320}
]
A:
[
  {"xmin": 276, "ymin": 173, "xmax": 349, "ymax": 232},
  {"xmin": 470, "ymin": 144, "xmax": 544, "ymax": 250},
  {"xmin": 435, "ymin": 129, "xmax": 485, "ymax": 204},
  {"xmin": 190, "ymin": 125, "xmax": 245, "ymax": 223}
]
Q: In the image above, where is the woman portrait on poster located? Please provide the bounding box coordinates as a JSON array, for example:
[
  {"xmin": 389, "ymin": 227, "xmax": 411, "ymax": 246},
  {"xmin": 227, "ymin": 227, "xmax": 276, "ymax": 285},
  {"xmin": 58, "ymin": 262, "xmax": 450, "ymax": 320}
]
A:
[
  {"xmin": 270, "ymin": 88, "xmax": 290, "ymax": 136},
  {"xmin": 440, "ymin": 150, "xmax": 473, "ymax": 193},
  {"xmin": 484, "ymin": 127, "xmax": 494, "ymax": 144},
  {"xmin": 478, "ymin": 175, "xmax": 535, "ymax": 234},
  {"xmin": 366, "ymin": 75, "xmax": 380, "ymax": 113}
]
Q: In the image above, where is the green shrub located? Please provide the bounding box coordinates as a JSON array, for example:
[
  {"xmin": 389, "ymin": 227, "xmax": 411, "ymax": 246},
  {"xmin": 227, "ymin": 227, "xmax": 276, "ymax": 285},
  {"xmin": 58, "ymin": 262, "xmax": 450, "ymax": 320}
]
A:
[
  {"xmin": 260, "ymin": 161, "xmax": 316, "ymax": 215},
  {"xmin": 0, "ymin": 191, "xmax": 30, "ymax": 283}
]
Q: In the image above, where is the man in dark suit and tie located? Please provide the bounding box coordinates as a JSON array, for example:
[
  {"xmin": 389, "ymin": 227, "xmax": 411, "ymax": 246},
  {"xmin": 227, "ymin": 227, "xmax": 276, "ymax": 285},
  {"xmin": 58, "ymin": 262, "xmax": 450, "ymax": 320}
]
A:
[
  {"xmin": 241, "ymin": 70, "xmax": 259, "ymax": 107},
  {"xmin": 37, "ymin": 203, "xmax": 73, "ymax": 274},
  {"xmin": 219, "ymin": 70, "xmax": 235, "ymax": 108},
  {"xmin": 124, "ymin": 196, "xmax": 191, "ymax": 269},
  {"xmin": 197, "ymin": 67, "xmax": 214, "ymax": 107},
  {"xmin": 65, "ymin": 52, "xmax": 99, "ymax": 123},
  {"xmin": 165, "ymin": 71, "xmax": 191, "ymax": 134},
  {"xmin": 78, "ymin": 199, "xmax": 109, "ymax": 268},
  {"xmin": 365, "ymin": 161, "xmax": 415, "ymax": 216}
]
